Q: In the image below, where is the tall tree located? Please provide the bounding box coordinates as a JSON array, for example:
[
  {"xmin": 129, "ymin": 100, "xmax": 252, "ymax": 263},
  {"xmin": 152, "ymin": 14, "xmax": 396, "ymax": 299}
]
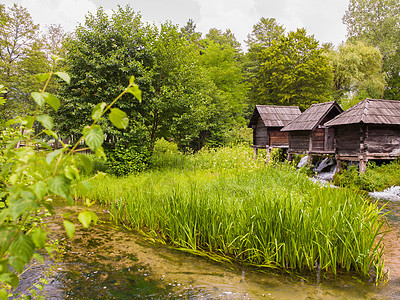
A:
[
  {"xmin": 343, "ymin": 0, "xmax": 400, "ymax": 100},
  {"xmin": 343, "ymin": 0, "xmax": 400, "ymax": 59},
  {"xmin": 245, "ymin": 17, "xmax": 285, "ymax": 50},
  {"xmin": 59, "ymin": 6, "xmax": 153, "ymax": 149},
  {"xmin": 254, "ymin": 28, "xmax": 334, "ymax": 110},
  {"xmin": 324, "ymin": 41, "xmax": 385, "ymax": 102},
  {"xmin": 59, "ymin": 6, "xmax": 224, "ymax": 155},
  {"xmin": 206, "ymin": 28, "xmax": 242, "ymax": 53},
  {"xmin": 0, "ymin": 4, "xmax": 48, "ymax": 119},
  {"xmin": 243, "ymin": 18, "xmax": 285, "ymax": 106}
]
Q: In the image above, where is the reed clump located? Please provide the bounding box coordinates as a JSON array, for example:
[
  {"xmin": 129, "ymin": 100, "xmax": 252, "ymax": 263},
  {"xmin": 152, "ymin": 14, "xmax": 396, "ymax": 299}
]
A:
[{"xmin": 78, "ymin": 145, "xmax": 387, "ymax": 282}]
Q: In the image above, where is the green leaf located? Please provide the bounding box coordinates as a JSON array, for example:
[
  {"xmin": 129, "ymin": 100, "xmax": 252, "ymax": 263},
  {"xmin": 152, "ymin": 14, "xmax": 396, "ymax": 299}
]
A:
[
  {"xmin": 42, "ymin": 92, "xmax": 60, "ymax": 112},
  {"xmin": 48, "ymin": 175, "xmax": 72, "ymax": 204},
  {"xmin": 44, "ymin": 129, "xmax": 58, "ymax": 139},
  {"xmin": 35, "ymin": 73, "xmax": 50, "ymax": 83},
  {"xmin": 63, "ymin": 220, "xmax": 75, "ymax": 239},
  {"xmin": 37, "ymin": 115, "xmax": 54, "ymax": 130},
  {"xmin": 9, "ymin": 233, "xmax": 35, "ymax": 273},
  {"xmin": 8, "ymin": 196, "xmax": 37, "ymax": 221},
  {"xmin": 46, "ymin": 148, "xmax": 64, "ymax": 165},
  {"xmin": 76, "ymin": 181, "xmax": 92, "ymax": 195},
  {"xmin": 92, "ymin": 102, "xmax": 107, "ymax": 121},
  {"xmin": 126, "ymin": 84, "xmax": 142, "ymax": 102},
  {"xmin": 129, "ymin": 75, "xmax": 136, "ymax": 85},
  {"xmin": 31, "ymin": 228, "xmax": 47, "ymax": 248},
  {"xmin": 33, "ymin": 253, "xmax": 44, "ymax": 264},
  {"xmin": 33, "ymin": 140, "xmax": 53, "ymax": 151},
  {"xmin": 54, "ymin": 71, "xmax": 70, "ymax": 84},
  {"xmin": 95, "ymin": 146, "xmax": 107, "ymax": 160},
  {"xmin": 0, "ymin": 259, "xmax": 8, "ymax": 274},
  {"xmin": 78, "ymin": 211, "xmax": 98, "ymax": 228},
  {"xmin": 109, "ymin": 108, "xmax": 129, "ymax": 129},
  {"xmin": 0, "ymin": 272, "xmax": 19, "ymax": 289},
  {"xmin": 31, "ymin": 92, "xmax": 46, "ymax": 107},
  {"xmin": 82, "ymin": 125, "xmax": 104, "ymax": 151},
  {"xmin": 31, "ymin": 181, "xmax": 49, "ymax": 200},
  {"xmin": 77, "ymin": 154, "xmax": 93, "ymax": 174},
  {"xmin": 64, "ymin": 165, "xmax": 80, "ymax": 181}
]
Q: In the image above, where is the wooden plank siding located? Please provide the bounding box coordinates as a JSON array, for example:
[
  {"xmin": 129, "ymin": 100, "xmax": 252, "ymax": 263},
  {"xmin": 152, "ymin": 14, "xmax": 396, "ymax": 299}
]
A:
[
  {"xmin": 365, "ymin": 125, "xmax": 400, "ymax": 156},
  {"xmin": 311, "ymin": 128, "xmax": 325, "ymax": 151},
  {"xmin": 253, "ymin": 117, "xmax": 268, "ymax": 147},
  {"xmin": 289, "ymin": 131, "xmax": 310, "ymax": 153},
  {"xmin": 269, "ymin": 128, "xmax": 289, "ymax": 147},
  {"xmin": 334, "ymin": 124, "xmax": 361, "ymax": 157}
]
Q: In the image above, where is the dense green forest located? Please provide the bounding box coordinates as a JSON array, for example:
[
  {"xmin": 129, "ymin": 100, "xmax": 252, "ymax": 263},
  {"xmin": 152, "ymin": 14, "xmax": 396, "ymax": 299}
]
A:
[{"xmin": 1, "ymin": 1, "xmax": 399, "ymax": 174}]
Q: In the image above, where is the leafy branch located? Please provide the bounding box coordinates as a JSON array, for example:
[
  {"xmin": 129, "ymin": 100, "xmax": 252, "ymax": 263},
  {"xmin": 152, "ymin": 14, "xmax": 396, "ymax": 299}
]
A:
[{"xmin": 0, "ymin": 63, "xmax": 141, "ymax": 296}]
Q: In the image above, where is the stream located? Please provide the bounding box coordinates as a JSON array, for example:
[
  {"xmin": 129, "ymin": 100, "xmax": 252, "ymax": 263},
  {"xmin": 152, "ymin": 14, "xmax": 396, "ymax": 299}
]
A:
[{"xmin": 13, "ymin": 197, "xmax": 400, "ymax": 300}]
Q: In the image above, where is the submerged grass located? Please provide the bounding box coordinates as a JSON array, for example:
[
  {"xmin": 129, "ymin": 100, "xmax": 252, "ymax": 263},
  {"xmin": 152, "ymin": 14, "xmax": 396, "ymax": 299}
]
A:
[{"xmin": 77, "ymin": 145, "xmax": 387, "ymax": 282}]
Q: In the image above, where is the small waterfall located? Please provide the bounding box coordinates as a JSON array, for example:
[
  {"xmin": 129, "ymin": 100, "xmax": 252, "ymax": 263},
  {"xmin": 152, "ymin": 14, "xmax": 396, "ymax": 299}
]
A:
[
  {"xmin": 297, "ymin": 155, "xmax": 309, "ymax": 168},
  {"xmin": 369, "ymin": 186, "xmax": 400, "ymax": 201},
  {"xmin": 314, "ymin": 157, "xmax": 334, "ymax": 173}
]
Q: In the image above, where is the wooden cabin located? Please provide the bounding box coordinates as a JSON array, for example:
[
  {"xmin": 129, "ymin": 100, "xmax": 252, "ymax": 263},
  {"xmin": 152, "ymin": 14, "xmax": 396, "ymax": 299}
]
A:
[
  {"xmin": 247, "ymin": 105, "xmax": 301, "ymax": 156},
  {"xmin": 324, "ymin": 98, "xmax": 400, "ymax": 173},
  {"xmin": 281, "ymin": 101, "xmax": 343, "ymax": 158}
]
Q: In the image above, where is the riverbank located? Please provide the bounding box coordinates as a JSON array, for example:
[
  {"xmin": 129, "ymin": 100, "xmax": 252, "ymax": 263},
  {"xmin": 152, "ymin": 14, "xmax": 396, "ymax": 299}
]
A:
[{"xmin": 75, "ymin": 145, "xmax": 387, "ymax": 282}]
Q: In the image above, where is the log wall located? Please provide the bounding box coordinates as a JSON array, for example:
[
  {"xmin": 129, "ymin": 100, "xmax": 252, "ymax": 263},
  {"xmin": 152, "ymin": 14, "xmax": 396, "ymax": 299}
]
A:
[
  {"xmin": 335, "ymin": 124, "xmax": 361, "ymax": 157},
  {"xmin": 289, "ymin": 131, "xmax": 310, "ymax": 152},
  {"xmin": 253, "ymin": 117, "xmax": 268, "ymax": 147},
  {"xmin": 311, "ymin": 128, "xmax": 325, "ymax": 151},
  {"xmin": 365, "ymin": 125, "xmax": 400, "ymax": 156},
  {"xmin": 270, "ymin": 128, "xmax": 289, "ymax": 147}
]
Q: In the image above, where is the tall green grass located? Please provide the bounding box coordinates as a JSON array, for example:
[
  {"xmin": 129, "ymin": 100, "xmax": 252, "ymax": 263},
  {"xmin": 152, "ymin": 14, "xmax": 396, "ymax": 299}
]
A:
[{"xmin": 78, "ymin": 146, "xmax": 387, "ymax": 282}]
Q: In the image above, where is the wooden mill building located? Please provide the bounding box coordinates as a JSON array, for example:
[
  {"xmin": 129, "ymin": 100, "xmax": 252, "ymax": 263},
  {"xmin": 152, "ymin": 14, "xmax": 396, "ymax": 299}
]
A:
[
  {"xmin": 281, "ymin": 101, "xmax": 343, "ymax": 158},
  {"xmin": 324, "ymin": 98, "xmax": 400, "ymax": 173},
  {"xmin": 248, "ymin": 105, "xmax": 301, "ymax": 155}
]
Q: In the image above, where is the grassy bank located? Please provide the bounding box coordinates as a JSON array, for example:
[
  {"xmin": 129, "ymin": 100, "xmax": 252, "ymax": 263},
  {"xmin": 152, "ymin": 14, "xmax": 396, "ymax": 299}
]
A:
[
  {"xmin": 77, "ymin": 145, "xmax": 387, "ymax": 282},
  {"xmin": 333, "ymin": 160, "xmax": 400, "ymax": 192}
]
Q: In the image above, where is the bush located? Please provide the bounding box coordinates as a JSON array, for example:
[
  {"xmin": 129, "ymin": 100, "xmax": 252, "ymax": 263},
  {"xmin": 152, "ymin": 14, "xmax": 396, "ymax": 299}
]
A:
[
  {"xmin": 333, "ymin": 160, "xmax": 400, "ymax": 191},
  {"xmin": 149, "ymin": 138, "xmax": 187, "ymax": 170},
  {"xmin": 106, "ymin": 145, "xmax": 150, "ymax": 176},
  {"xmin": 76, "ymin": 154, "xmax": 108, "ymax": 175}
]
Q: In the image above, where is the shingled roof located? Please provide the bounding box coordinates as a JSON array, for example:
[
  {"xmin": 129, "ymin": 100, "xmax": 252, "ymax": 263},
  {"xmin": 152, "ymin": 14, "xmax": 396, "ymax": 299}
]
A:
[
  {"xmin": 281, "ymin": 101, "xmax": 343, "ymax": 131},
  {"xmin": 325, "ymin": 98, "xmax": 400, "ymax": 127},
  {"xmin": 247, "ymin": 105, "xmax": 301, "ymax": 128}
]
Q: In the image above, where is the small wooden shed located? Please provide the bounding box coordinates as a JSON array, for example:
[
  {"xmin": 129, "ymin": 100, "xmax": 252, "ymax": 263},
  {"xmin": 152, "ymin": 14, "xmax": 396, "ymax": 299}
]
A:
[
  {"xmin": 324, "ymin": 98, "xmax": 400, "ymax": 173},
  {"xmin": 247, "ymin": 105, "xmax": 301, "ymax": 155},
  {"xmin": 281, "ymin": 101, "xmax": 343, "ymax": 157}
]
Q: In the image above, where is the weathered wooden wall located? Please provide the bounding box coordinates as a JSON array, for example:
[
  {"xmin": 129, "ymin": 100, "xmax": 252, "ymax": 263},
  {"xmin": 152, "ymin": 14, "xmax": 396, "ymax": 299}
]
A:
[
  {"xmin": 289, "ymin": 131, "xmax": 310, "ymax": 153},
  {"xmin": 253, "ymin": 117, "xmax": 268, "ymax": 147},
  {"xmin": 365, "ymin": 125, "xmax": 400, "ymax": 155},
  {"xmin": 335, "ymin": 124, "xmax": 361, "ymax": 156},
  {"xmin": 270, "ymin": 128, "xmax": 289, "ymax": 147},
  {"xmin": 311, "ymin": 128, "xmax": 325, "ymax": 151}
]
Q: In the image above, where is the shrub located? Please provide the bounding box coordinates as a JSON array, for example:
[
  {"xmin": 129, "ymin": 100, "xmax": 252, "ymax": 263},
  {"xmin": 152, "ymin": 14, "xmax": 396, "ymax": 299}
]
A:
[
  {"xmin": 106, "ymin": 144, "xmax": 150, "ymax": 176},
  {"xmin": 333, "ymin": 160, "xmax": 400, "ymax": 192},
  {"xmin": 149, "ymin": 138, "xmax": 186, "ymax": 170}
]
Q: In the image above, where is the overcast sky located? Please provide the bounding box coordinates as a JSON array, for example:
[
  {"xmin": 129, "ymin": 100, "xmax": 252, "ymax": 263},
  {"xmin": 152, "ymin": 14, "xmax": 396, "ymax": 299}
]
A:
[{"xmin": 3, "ymin": 0, "xmax": 349, "ymax": 50}]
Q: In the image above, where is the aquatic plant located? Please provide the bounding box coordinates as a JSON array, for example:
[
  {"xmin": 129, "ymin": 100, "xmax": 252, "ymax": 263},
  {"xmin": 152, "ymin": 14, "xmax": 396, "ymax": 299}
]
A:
[{"xmin": 79, "ymin": 148, "xmax": 387, "ymax": 283}]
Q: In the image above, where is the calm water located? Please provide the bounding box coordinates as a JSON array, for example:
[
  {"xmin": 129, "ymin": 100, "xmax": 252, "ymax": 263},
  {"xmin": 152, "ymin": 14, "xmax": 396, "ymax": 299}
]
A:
[{"xmin": 16, "ymin": 200, "xmax": 400, "ymax": 299}]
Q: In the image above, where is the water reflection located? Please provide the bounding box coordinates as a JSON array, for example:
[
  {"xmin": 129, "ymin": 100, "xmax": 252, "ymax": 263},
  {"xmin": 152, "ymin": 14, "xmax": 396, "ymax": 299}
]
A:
[{"xmin": 17, "ymin": 202, "xmax": 400, "ymax": 299}]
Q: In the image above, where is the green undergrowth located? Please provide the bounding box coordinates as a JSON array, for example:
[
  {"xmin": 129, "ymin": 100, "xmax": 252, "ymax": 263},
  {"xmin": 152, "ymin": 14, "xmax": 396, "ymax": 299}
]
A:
[
  {"xmin": 76, "ymin": 146, "xmax": 387, "ymax": 283},
  {"xmin": 333, "ymin": 160, "xmax": 400, "ymax": 192}
]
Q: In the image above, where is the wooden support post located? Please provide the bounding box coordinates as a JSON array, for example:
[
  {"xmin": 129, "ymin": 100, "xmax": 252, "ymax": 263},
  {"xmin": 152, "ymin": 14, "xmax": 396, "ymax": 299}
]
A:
[
  {"xmin": 335, "ymin": 154, "xmax": 342, "ymax": 173},
  {"xmin": 265, "ymin": 146, "xmax": 271, "ymax": 164},
  {"xmin": 253, "ymin": 147, "xmax": 258, "ymax": 160},
  {"xmin": 287, "ymin": 153, "xmax": 293, "ymax": 162},
  {"xmin": 359, "ymin": 158, "xmax": 367, "ymax": 173},
  {"xmin": 307, "ymin": 154, "xmax": 313, "ymax": 165}
]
